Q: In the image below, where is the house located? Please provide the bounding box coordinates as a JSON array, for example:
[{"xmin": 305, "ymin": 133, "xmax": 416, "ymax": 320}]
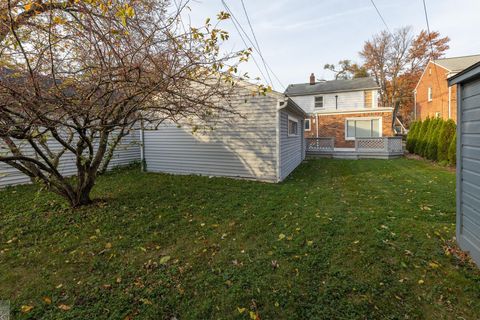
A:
[
  {"xmin": 142, "ymin": 82, "xmax": 307, "ymax": 182},
  {"xmin": 414, "ymin": 54, "xmax": 480, "ymax": 123},
  {"xmin": 448, "ymin": 61, "xmax": 480, "ymax": 268},
  {"xmin": 285, "ymin": 75, "xmax": 395, "ymax": 148}
]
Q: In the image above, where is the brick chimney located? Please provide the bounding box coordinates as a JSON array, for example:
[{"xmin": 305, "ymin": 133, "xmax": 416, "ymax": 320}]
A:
[{"xmin": 309, "ymin": 73, "xmax": 315, "ymax": 85}]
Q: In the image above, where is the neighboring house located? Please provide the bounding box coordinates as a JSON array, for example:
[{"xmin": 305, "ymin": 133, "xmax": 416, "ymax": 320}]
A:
[
  {"xmin": 448, "ymin": 61, "xmax": 480, "ymax": 268},
  {"xmin": 285, "ymin": 74, "xmax": 394, "ymax": 147},
  {"xmin": 414, "ymin": 54, "xmax": 480, "ymax": 123},
  {"xmin": 142, "ymin": 82, "xmax": 307, "ymax": 182}
]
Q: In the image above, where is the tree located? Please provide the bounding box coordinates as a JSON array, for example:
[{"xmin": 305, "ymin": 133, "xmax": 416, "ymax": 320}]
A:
[
  {"xmin": 0, "ymin": 0, "xmax": 254, "ymax": 207},
  {"xmin": 437, "ymin": 119, "xmax": 456, "ymax": 162},
  {"xmin": 323, "ymin": 60, "xmax": 368, "ymax": 80},
  {"xmin": 406, "ymin": 121, "xmax": 420, "ymax": 153},
  {"xmin": 448, "ymin": 132, "xmax": 457, "ymax": 166},
  {"xmin": 360, "ymin": 27, "xmax": 449, "ymax": 122},
  {"xmin": 426, "ymin": 119, "xmax": 442, "ymax": 161},
  {"xmin": 414, "ymin": 117, "xmax": 430, "ymax": 155}
]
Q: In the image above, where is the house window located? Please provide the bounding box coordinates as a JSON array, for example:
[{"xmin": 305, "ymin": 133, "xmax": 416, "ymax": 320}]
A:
[
  {"xmin": 428, "ymin": 87, "xmax": 433, "ymax": 102},
  {"xmin": 288, "ymin": 117, "xmax": 298, "ymax": 136},
  {"xmin": 435, "ymin": 112, "xmax": 441, "ymax": 118},
  {"xmin": 346, "ymin": 118, "xmax": 381, "ymax": 140},
  {"xmin": 305, "ymin": 119, "xmax": 311, "ymax": 131},
  {"xmin": 314, "ymin": 96, "xmax": 324, "ymax": 109}
]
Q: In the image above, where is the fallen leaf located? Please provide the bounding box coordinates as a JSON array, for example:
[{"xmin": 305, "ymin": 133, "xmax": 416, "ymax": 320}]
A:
[
  {"xmin": 237, "ymin": 307, "xmax": 246, "ymax": 314},
  {"xmin": 43, "ymin": 297, "xmax": 52, "ymax": 304},
  {"xmin": 418, "ymin": 279, "xmax": 424, "ymax": 285},
  {"xmin": 307, "ymin": 240, "xmax": 313, "ymax": 246},
  {"xmin": 105, "ymin": 242, "xmax": 112, "ymax": 249},
  {"xmin": 58, "ymin": 304, "xmax": 71, "ymax": 311},
  {"xmin": 21, "ymin": 305, "xmax": 33, "ymax": 313},
  {"xmin": 160, "ymin": 256, "xmax": 171, "ymax": 264},
  {"xmin": 278, "ymin": 233, "xmax": 286, "ymax": 240}
]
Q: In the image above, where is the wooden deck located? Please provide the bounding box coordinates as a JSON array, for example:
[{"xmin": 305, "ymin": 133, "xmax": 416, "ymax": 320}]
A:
[{"xmin": 306, "ymin": 137, "xmax": 404, "ymax": 159}]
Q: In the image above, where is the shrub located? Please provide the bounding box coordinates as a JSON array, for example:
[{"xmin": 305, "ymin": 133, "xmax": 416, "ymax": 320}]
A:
[
  {"xmin": 437, "ymin": 120, "xmax": 456, "ymax": 162},
  {"xmin": 414, "ymin": 118, "xmax": 431, "ymax": 155},
  {"xmin": 426, "ymin": 119, "xmax": 443, "ymax": 161},
  {"xmin": 421, "ymin": 118, "xmax": 437, "ymax": 158},
  {"xmin": 448, "ymin": 132, "xmax": 457, "ymax": 166},
  {"xmin": 406, "ymin": 121, "xmax": 420, "ymax": 153}
]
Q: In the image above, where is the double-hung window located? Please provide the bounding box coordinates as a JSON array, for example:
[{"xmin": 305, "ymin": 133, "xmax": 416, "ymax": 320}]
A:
[
  {"xmin": 427, "ymin": 87, "xmax": 433, "ymax": 102},
  {"xmin": 314, "ymin": 96, "xmax": 324, "ymax": 109},
  {"xmin": 288, "ymin": 117, "xmax": 298, "ymax": 136},
  {"xmin": 346, "ymin": 118, "xmax": 381, "ymax": 140},
  {"xmin": 305, "ymin": 119, "xmax": 311, "ymax": 131}
]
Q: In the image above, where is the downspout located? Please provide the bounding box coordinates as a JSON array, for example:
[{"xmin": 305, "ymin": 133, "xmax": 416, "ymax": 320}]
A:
[
  {"xmin": 413, "ymin": 90, "xmax": 417, "ymax": 120},
  {"xmin": 316, "ymin": 113, "xmax": 319, "ymax": 138},
  {"xmin": 140, "ymin": 119, "xmax": 145, "ymax": 172},
  {"xmin": 448, "ymin": 86, "xmax": 452, "ymax": 119}
]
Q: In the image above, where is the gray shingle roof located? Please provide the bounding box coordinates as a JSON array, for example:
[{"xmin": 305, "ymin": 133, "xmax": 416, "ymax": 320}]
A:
[
  {"xmin": 434, "ymin": 54, "xmax": 480, "ymax": 73},
  {"xmin": 285, "ymin": 77, "xmax": 379, "ymax": 96}
]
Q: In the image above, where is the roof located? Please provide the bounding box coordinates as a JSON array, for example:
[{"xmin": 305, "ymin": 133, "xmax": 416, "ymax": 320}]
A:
[
  {"xmin": 448, "ymin": 61, "xmax": 480, "ymax": 85},
  {"xmin": 434, "ymin": 54, "xmax": 480, "ymax": 73},
  {"xmin": 279, "ymin": 98, "xmax": 307, "ymax": 117},
  {"xmin": 285, "ymin": 77, "xmax": 379, "ymax": 96}
]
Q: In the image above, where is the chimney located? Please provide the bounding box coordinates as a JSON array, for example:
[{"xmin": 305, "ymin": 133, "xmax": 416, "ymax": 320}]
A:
[{"xmin": 309, "ymin": 73, "xmax": 315, "ymax": 85}]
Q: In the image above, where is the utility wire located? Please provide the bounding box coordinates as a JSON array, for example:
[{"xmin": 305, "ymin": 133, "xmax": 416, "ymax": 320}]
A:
[
  {"xmin": 222, "ymin": 0, "xmax": 286, "ymax": 90},
  {"xmin": 240, "ymin": 0, "xmax": 274, "ymax": 88},
  {"xmin": 370, "ymin": 0, "xmax": 391, "ymax": 34}
]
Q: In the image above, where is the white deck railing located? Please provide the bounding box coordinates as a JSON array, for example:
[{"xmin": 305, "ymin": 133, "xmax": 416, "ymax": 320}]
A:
[
  {"xmin": 306, "ymin": 137, "xmax": 334, "ymax": 152},
  {"xmin": 355, "ymin": 137, "xmax": 403, "ymax": 153}
]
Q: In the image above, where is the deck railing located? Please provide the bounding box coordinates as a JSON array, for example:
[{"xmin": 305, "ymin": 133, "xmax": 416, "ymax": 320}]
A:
[
  {"xmin": 306, "ymin": 137, "xmax": 334, "ymax": 152},
  {"xmin": 355, "ymin": 137, "xmax": 403, "ymax": 153}
]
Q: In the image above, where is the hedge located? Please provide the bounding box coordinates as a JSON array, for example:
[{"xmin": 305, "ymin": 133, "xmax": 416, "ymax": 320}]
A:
[{"xmin": 407, "ymin": 118, "xmax": 456, "ymax": 166}]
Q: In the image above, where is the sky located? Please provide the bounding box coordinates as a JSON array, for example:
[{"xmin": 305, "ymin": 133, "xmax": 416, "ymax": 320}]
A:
[{"xmin": 184, "ymin": 0, "xmax": 480, "ymax": 91}]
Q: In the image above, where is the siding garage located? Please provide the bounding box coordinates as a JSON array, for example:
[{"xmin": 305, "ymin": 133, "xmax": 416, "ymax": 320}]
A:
[
  {"xmin": 143, "ymin": 85, "xmax": 306, "ymax": 182},
  {"xmin": 449, "ymin": 62, "xmax": 480, "ymax": 267}
]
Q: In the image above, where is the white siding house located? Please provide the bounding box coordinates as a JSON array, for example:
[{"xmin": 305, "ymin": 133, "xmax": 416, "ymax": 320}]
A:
[
  {"xmin": 143, "ymin": 84, "xmax": 306, "ymax": 182},
  {"xmin": 448, "ymin": 62, "xmax": 480, "ymax": 268}
]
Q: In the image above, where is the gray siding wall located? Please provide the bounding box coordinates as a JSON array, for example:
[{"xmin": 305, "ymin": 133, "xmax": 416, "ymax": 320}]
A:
[
  {"xmin": 144, "ymin": 88, "xmax": 280, "ymax": 182},
  {"xmin": 457, "ymin": 77, "xmax": 480, "ymax": 266},
  {"xmin": 279, "ymin": 110, "xmax": 305, "ymax": 181},
  {"xmin": 0, "ymin": 131, "xmax": 140, "ymax": 188}
]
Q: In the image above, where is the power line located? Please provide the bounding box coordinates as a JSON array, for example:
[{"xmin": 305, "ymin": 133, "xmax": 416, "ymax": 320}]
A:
[
  {"xmin": 240, "ymin": 0, "xmax": 274, "ymax": 87},
  {"xmin": 422, "ymin": 0, "xmax": 446, "ymax": 116},
  {"xmin": 370, "ymin": 0, "xmax": 391, "ymax": 34},
  {"xmin": 221, "ymin": 0, "xmax": 286, "ymax": 91}
]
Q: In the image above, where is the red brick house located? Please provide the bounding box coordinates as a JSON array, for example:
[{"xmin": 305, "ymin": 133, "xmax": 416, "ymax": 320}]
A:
[
  {"xmin": 414, "ymin": 54, "xmax": 480, "ymax": 123},
  {"xmin": 285, "ymin": 75, "xmax": 394, "ymax": 147}
]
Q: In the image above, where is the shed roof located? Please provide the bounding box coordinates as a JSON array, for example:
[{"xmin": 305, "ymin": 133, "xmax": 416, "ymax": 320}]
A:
[
  {"xmin": 285, "ymin": 77, "xmax": 379, "ymax": 96},
  {"xmin": 448, "ymin": 61, "xmax": 480, "ymax": 85},
  {"xmin": 434, "ymin": 54, "xmax": 480, "ymax": 73}
]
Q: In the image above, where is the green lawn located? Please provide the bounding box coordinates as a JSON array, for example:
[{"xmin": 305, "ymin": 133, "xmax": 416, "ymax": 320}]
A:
[{"xmin": 1, "ymin": 159, "xmax": 479, "ymax": 319}]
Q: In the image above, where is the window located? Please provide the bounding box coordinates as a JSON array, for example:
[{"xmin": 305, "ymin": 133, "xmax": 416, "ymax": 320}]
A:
[
  {"xmin": 314, "ymin": 96, "xmax": 324, "ymax": 108},
  {"xmin": 305, "ymin": 119, "xmax": 311, "ymax": 131},
  {"xmin": 435, "ymin": 112, "xmax": 441, "ymax": 118},
  {"xmin": 288, "ymin": 118, "xmax": 298, "ymax": 136},
  {"xmin": 345, "ymin": 118, "xmax": 381, "ymax": 140},
  {"xmin": 428, "ymin": 87, "xmax": 433, "ymax": 102}
]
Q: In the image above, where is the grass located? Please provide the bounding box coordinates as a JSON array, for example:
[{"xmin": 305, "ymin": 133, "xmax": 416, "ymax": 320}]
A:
[{"xmin": 0, "ymin": 158, "xmax": 479, "ymax": 319}]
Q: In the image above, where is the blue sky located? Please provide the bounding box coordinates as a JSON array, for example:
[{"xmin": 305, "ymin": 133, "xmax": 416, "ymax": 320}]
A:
[{"xmin": 186, "ymin": 0, "xmax": 480, "ymax": 91}]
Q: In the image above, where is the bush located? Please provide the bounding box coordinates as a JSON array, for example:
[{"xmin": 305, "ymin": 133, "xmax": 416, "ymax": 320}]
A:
[
  {"xmin": 406, "ymin": 121, "xmax": 420, "ymax": 153},
  {"xmin": 448, "ymin": 132, "xmax": 457, "ymax": 166},
  {"xmin": 426, "ymin": 119, "xmax": 442, "ymax": 161},
  {"xmin": 437, "ymin": 120, "xmax": 456, "ymax": 162},
  {"xmin": 421, "ymin": 118, "xmax": 437, "ymax": 158},
  {"xmin": 414, "ymin": 118, "xmax": 431, "ymax": 155}
]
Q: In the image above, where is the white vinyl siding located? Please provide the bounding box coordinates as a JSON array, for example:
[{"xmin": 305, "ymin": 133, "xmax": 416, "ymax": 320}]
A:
[
  {"xmin": 279, "ymin": 110, "xmax": 305, "ymax": 181},
  {"xmin": 0, "ymin": 131, "xmax": 141, "ymax": 188},
  {"xmin": 291, "ymin": 90, "xmax": 379, "ymax": 113},
  {"xmin": 345, "ymin": 118, "xmax": 381, "ymax": 140},
  {"xmin": 144, "ymin": 86, "xmax": 281, "ymax": 182}
]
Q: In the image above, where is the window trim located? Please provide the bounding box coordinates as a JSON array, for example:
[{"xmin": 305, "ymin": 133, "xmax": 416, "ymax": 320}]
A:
[
  {"xmin": 427, "ymin": 87, "xmax": 433, "ymax": 102},
  {"xmin": 304, "ymin": 118, "xmax": 311, "ymax": 131},
  {"xmin": 287, "ymin": 116, "xmax": 299, "ymax": 137},
  {"xmin": 344, "ymin": 117, "xmax": 383, "ymax": 141},
  {"xmin": 314, "ymin": 95, "xmax": 324, "ymax": 109}
]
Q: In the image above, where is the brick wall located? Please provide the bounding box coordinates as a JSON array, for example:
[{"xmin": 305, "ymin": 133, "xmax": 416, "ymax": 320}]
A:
[
  {"xmin": 305, "ymin": 112, "xmax": 394, "ymax": 148},
  {"xmin": 415, "ymin": 62, "xmax": 457, "ymax": 123}
]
